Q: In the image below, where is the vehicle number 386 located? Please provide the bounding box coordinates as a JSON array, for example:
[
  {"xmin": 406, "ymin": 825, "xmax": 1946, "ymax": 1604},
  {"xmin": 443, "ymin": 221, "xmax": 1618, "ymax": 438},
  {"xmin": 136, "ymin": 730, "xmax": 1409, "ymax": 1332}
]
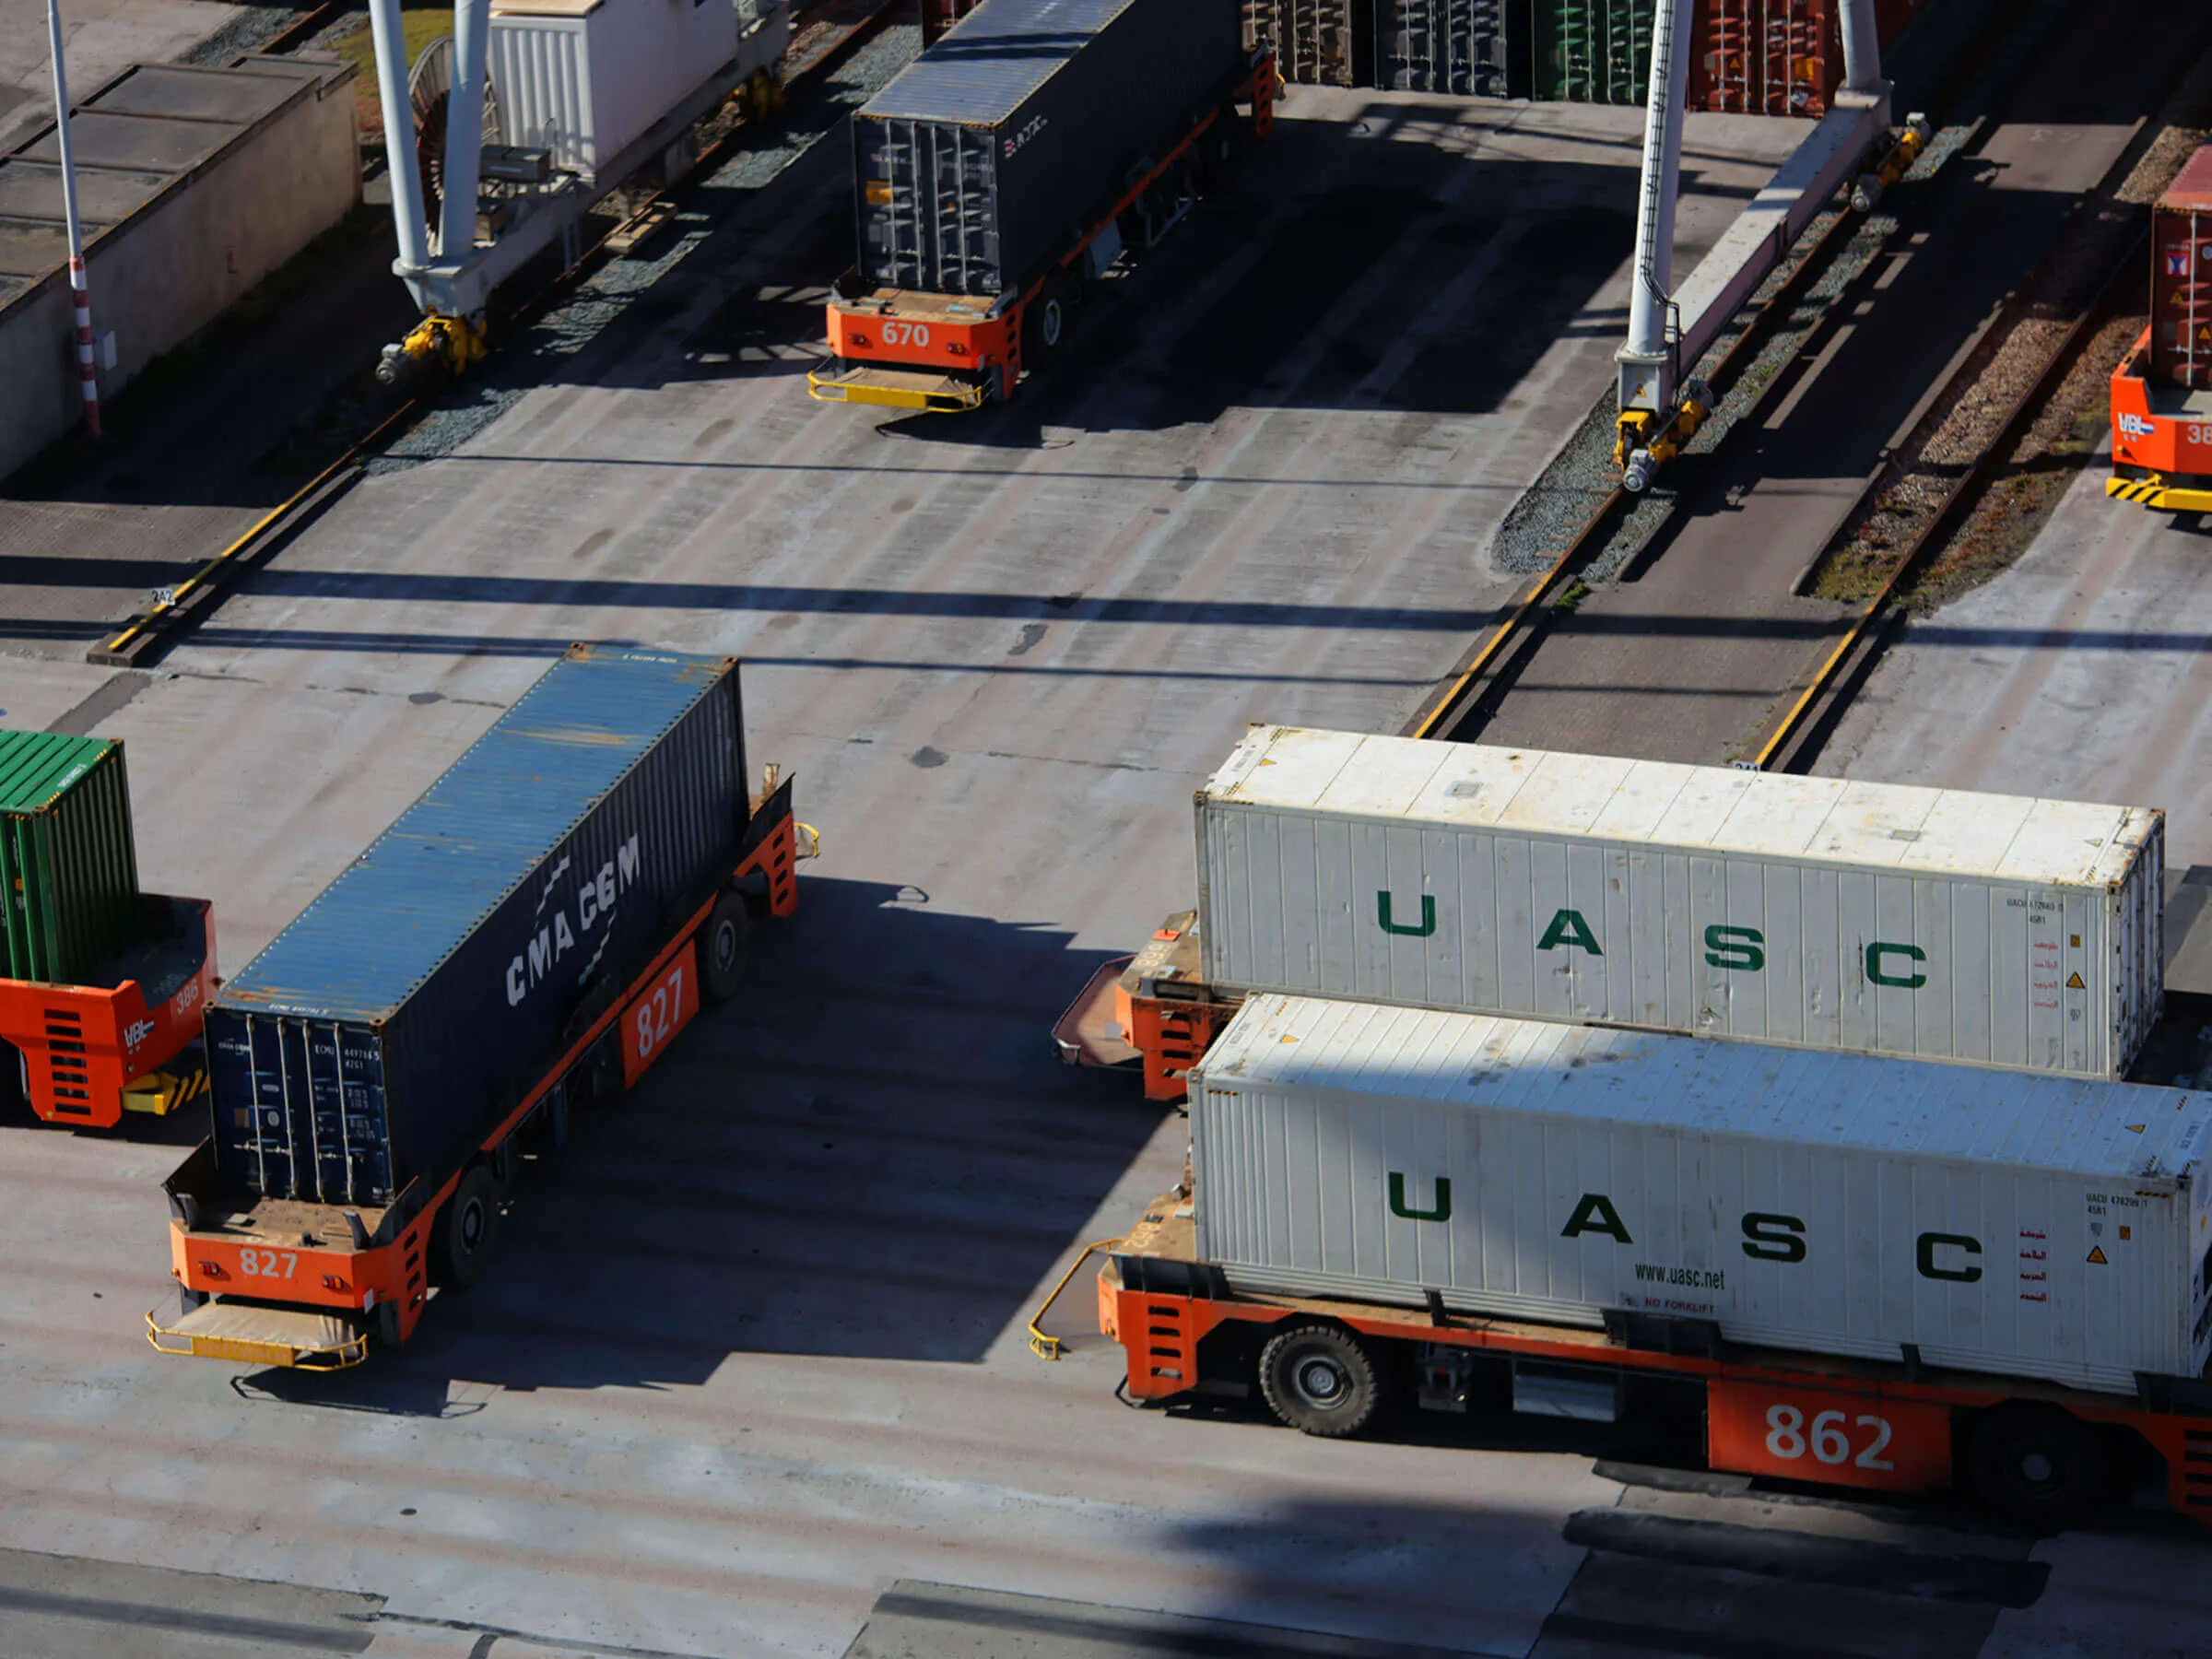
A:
[{"xmin": 1764, "ymin": 1403, "xmax": 1895, "ymax": 1470}]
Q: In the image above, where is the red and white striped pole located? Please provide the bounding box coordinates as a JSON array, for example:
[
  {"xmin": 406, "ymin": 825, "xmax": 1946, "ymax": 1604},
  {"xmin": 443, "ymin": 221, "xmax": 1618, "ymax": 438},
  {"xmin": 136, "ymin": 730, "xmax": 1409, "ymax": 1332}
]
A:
[{"xmin": 45, "ymin": 0, "xmax": 100, "ymax": 441}]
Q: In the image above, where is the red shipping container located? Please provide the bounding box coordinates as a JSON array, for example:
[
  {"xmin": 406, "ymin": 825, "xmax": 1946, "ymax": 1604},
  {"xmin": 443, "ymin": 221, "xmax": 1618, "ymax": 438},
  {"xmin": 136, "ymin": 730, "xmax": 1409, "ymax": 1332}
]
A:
[
  {"xmin": 1690, "ymin": 0, "xmax": 1842, "ymax": 117},
  {"xmin": 920, "ymin": 0, "xmax": 982, "ymax": 47},
  {"xmin": 2151, "ymin": 141, "xmax": 2212, "ymax": 391}
]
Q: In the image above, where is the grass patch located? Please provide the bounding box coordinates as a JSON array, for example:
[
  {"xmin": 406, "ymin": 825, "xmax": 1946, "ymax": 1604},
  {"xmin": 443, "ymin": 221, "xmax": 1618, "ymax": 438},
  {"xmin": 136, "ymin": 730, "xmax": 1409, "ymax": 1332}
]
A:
[{"xmin": 327, "ymin": 5, "xmax": 458, "ymax": 139}]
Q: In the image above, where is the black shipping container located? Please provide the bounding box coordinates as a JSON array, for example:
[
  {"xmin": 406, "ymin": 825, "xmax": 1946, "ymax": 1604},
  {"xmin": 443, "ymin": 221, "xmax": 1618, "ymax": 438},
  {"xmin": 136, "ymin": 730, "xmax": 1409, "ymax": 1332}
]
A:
[
  {"xmin": 207, "ymin": 647, "xmax": 753, "ymax": 1206},
  {"xmin": 1374, "ymin": 0, "xmax": 1522, "ymax": 96},
  {"xmin": 1242, "ymin": 0, "xmax": 1371, "ymax": 88},
  {"xmin": 854, "ymin": 0, "xmax": 1248, "ymax": 298}
]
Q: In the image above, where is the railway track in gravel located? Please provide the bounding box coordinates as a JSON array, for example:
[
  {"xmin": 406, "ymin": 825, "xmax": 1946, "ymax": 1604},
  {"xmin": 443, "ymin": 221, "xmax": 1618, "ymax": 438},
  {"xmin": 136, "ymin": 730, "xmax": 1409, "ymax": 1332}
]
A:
[{"xmin": 1407, "ymin": 5, "xmax": 2212, "ymax": 771}]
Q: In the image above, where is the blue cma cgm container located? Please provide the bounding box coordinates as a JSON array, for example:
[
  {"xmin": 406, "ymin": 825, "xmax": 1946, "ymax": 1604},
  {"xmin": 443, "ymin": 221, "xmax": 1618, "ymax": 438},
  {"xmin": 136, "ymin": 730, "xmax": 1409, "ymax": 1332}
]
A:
[{"xmin": 207, "ymin": 646, "xmax": 753, "ymax": 1205}]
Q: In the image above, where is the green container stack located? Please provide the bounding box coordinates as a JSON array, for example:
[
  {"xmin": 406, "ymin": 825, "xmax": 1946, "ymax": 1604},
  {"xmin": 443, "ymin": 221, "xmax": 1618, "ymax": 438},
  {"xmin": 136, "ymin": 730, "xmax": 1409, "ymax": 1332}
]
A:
[
  {"xmin": 1534, "ymin": 0, "xmax": 1653, "ymax": 104},
  {"xmin": 0, "ymin": 731, "xmax": 142, "ymax": 985}
]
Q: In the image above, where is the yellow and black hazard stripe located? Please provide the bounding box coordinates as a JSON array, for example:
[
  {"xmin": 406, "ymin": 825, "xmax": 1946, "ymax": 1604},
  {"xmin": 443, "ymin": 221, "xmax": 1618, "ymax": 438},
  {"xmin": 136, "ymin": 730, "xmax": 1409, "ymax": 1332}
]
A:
[{"xmin": 2108, "ymin": 475, "xmax": 2212, "ymax": 512}]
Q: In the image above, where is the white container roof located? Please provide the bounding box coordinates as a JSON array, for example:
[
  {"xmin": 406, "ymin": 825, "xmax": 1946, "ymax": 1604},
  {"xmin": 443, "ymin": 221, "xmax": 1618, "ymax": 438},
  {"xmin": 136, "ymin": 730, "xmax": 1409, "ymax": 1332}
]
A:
[
  {"xmin": 1202, "ymin": 727, "xmax": 2159, "ymax": 889},
  {"xmin": 1196, "ymin": 994, "xmax": 2212, "ymax": 1183}
]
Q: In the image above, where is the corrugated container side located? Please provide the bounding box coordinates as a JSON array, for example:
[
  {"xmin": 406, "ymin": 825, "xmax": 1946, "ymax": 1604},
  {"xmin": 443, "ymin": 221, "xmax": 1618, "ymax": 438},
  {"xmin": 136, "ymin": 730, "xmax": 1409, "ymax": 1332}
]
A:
[
  {"xmin": 1531, "ymin": 0, "xmax": 1649, "ymax": 104},
  {"xmin": 1242, "ymin": 0, "xmax": 1367, "ymax": 88},
  {"xmin": 489, "ymin": 20, "xmax": 594, "ymax": 178},
  {"xmin": 2150, "ymin": 146, "xmax": 2212, "ymax": 389},
  {"xmin": 209, "ymin": 650, "xmax": 751, "ymax": 1204},
  {"xmin": 489, "ymin": 0, "xmax": 735, "ymax": 178},
  {"xmin": 1194, "ymin": 729, "xmax": 2164, "ymax": 1080},
  {"xmin": 1191, "ymin": 994, "xmax": 2212, "ymax": 1395},
  {"xmin": 1689, "ymin": 0, "xmax": 1841, "ymax": 117},
  {"xmin": 0, "ymin": 734, "xmax": 141, "ymax": 985},
  {"xmin": 855, "ymin": 0, "xmax": 1246, "ymax": 297},
  {"xmin": 1373, "ymin": 0, "xmax": 1518, "ymax": 97}
]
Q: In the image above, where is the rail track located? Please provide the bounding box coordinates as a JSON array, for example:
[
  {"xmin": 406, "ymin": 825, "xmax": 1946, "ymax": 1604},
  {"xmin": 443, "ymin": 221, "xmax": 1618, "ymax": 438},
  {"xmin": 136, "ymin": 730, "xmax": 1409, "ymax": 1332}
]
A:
[
  {"xmin": 88, "ymin": 0, "xmax": 900, "ymax": 669},
  {"xmin": 1750, "ymin": 244, "xmax": 2145, "ymax": 772},
  {"xmin": 1403, "ymin": 188, "xmax": 1873, "ymax": 744},
  {"xmin": 1407, "ymin": 3, "xmax": 2212, "ymax": 771}
]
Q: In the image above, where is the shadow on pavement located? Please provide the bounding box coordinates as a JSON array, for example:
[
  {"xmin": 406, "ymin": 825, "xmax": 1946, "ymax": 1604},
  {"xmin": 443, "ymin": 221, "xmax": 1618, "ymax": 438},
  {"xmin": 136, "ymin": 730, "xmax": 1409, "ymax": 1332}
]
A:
[{"xmin": 236, "ymin": 876, "xmax": 1151, "ymax": 1409}]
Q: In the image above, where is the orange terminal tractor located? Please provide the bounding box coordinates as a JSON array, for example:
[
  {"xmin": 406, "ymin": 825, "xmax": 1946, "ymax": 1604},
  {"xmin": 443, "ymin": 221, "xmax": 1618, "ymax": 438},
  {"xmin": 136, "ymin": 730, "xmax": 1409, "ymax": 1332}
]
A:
[
  {"xmin": 147, "ymin": 649, "xmax": 813, "ymax": 1369},
  {"xmin": 0, "ymin": 731, "xmax": 216, "ymax": 1130},
  {"xmin": 2111, "ymin": 135, "xmax": 2212, "ymax": 511},
  {"xmin": 810, "ymin": 0, "xmax": 1274, "ymax": 413}
]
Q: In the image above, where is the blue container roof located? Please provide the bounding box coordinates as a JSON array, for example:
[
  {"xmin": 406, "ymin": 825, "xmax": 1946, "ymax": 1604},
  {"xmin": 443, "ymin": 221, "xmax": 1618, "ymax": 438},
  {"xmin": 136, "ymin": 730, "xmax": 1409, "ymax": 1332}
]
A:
[
  {"xmin": 861, "ymin": 0, "xmax": 1137, "ymax": 125},
  {"xmin": 218, "ymin": 646, "xmax": 736, "ymax": 1024}
]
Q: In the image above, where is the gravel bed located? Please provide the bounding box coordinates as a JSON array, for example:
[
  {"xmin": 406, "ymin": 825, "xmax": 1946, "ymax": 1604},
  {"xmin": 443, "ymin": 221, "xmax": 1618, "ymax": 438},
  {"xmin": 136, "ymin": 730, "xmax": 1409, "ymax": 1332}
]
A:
[
  {"xmin": 1489, "ymin": 199, "xmax": 1903, "ymax": 582},
  {"xmin": 1810, "ymin": 45, "xmax": 2212, "ymax": 607},
  {"xmin": 181, "ymin": 6, "xmax": 310, "ymax": 65}
]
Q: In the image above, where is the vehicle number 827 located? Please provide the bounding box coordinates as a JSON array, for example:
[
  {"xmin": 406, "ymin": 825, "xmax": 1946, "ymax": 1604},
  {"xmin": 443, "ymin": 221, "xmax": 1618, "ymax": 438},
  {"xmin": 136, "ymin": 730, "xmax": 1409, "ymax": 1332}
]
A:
[
  {"xmin": 1764, "ymin": 1403, "xmax": 1894, "ymax": 1469},
  {"xmin": 237, "ymin": 1248, "xmax": 299, "ymax": 1279}
]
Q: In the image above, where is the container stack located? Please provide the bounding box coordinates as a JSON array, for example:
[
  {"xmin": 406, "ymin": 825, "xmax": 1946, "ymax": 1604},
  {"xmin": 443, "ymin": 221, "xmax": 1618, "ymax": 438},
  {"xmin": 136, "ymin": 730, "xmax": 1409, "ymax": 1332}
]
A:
[
  {"xmin": 1194, "ymin": 727, "xmax": 2165, "ymax": 1081},
  {"xmin": 1688, "ymin": 0, "xmax": 1841, "ymax": 117},
  {"xmin": 2151, "ymin": 143, "xmax": 2212, "ymax": 392},
  {"xmin": 1242, "ymin": 0, "xmax": 1369, "ymax": 89},
  {"xmin": 0, "ymin": 731, "xmax": 142, "ymax": 987},
  {"xmin": 919, "ymin": 0, "xmax": 982, "ymax": 46},
  {"xmin": 1374, "ymin": 0, "xmax": 1519, "ymax": 97},
  {"xmin": 1229, "ymin": 0, "xmax": 1924, "ymax": 112},
  {"xmin": 1173, "ymin": 725, "xmax": 2204, "ymax": 1394}
]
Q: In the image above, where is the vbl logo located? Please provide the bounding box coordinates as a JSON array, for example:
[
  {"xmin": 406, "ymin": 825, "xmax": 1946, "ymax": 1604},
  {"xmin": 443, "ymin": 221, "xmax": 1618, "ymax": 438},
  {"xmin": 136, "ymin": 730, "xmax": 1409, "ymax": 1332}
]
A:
[{"xmin": 2117, "ymin": 412, "xmax": 2156, "ymax": 440}]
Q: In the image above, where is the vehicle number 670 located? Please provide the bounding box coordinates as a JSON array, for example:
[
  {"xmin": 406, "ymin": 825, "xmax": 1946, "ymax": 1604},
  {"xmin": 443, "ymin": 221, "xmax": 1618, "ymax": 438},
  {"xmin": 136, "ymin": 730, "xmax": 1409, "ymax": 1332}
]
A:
[
  {"xmin": 1764, "ymin": 1403, "xmax": 1894, "ymax": 1469},
  {"xmin": 881, "ymin": 321, "xmax": 931, "ymax": 347}
]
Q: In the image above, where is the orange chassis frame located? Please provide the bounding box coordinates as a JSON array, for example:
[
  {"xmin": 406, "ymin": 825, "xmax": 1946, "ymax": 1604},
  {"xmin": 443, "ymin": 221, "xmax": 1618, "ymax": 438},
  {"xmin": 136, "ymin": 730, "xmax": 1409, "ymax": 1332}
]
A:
[
  {"xmin": 2109, "ymin": 327, "xmax": 2212, "ymax": 510},
  {"xmin": 1, "ymin": 896, "xmax": 218, "ymax": 1129},
  {"xmin": 1062, "ymin": 913, "xmax": 2212, "ymax": 1528},
  {"xmin": 815, "ymin": 53, "xmax": 1278, "ymax": 410},
  {"xmin": 153, "ymin": 790, "xmax": 803, "ymax": 1361}
]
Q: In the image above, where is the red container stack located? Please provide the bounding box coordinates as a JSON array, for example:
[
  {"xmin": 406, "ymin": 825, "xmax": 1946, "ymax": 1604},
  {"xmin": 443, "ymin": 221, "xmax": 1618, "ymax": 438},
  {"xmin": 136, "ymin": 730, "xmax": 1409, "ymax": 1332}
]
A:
[
  {"xmin": 2152, "ymin": 143, "xmax": 2212, "ymax": 391},
  {"xmin": 1690, "ymin": 0, "xmax": 1842, "ymax": 117},
  {"xmin": 921, "ymin": 0, "xmax": 982, "ymax": 45}
]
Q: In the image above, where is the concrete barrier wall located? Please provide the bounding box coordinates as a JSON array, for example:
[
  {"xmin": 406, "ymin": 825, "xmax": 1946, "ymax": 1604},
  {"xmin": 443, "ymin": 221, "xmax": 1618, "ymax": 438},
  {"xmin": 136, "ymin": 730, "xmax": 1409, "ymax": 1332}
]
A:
[{"xmin": 0, "ymin": 55, "xmax": 359, "ymax": 481}]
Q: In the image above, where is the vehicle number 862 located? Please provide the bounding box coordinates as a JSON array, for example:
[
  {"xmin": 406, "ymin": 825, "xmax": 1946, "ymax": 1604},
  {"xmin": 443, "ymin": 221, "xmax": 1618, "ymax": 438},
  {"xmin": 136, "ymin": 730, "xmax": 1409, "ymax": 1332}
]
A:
[{"xmin": 1764, "ymin": 1403, "xmax": 1894, "ymax": 1469}]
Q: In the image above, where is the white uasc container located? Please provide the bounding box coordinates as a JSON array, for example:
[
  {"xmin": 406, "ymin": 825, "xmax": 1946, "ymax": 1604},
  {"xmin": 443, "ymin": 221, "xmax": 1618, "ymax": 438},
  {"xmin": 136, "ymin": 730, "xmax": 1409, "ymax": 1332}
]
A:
[
  {"xmin": 1194, "ymin": 727, "xmax": 2164, "ymax": 1080},
  {"xmin": 1189, "ymin": 994, "xmax": 2212, "ymax": 1395}
]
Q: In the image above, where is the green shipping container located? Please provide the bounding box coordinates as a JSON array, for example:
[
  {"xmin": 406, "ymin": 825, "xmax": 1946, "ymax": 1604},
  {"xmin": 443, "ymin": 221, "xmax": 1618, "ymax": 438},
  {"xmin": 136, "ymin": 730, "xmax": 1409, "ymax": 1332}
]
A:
[
  {"xmin": 1534, "ymin": 0, "xmax": 1653, "ymax": 104},
  {"xmin": 0, "ymin": 731, "xmax": 142, "ymax": 985}
]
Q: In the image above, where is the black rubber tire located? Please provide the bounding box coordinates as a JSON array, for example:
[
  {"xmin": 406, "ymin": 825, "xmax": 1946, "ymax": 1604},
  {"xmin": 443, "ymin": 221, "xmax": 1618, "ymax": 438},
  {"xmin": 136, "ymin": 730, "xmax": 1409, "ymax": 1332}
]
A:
[
  {"xmin": 179, "ymin": 1287, "xmax": 206, "ymax": 1315},
  {"xmin": 700, "ymin": 891, "xmax": 751, "ymax": 1006},
  {"xmin": 1966, "ymin": 1405, "xmax": 2109, "ymax": 1532},
  {"xmin": 375, "ymin": 1300, "xmax": 403, "ymax": 1349},
  {"xmin": 1258, "ymin": 1324, "xmax": 1383, "ymax": 1438},
  {"xmin": 1021, "ymin": 277, "xmax": 1073, "ymax": 371},
  {"xmin": 431, "ymin": 1164, "xmax": 502, "ymax": 1291}
]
